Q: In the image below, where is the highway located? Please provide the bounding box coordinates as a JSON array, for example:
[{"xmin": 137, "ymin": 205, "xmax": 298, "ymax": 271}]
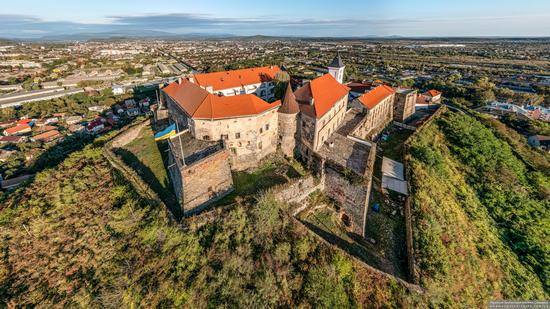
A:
[{"xmin": 0, "ymin": 88, "xmax": 85, "ymax": 109}]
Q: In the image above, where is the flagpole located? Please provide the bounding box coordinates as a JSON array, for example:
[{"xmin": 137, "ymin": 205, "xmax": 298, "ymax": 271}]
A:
[{"xmin": 175, "ymin": 120, "xmax": 186, "ymax": 167}]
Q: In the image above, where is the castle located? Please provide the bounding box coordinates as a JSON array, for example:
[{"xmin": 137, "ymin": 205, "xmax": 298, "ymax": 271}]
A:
[{"xmin": 161, "ymin": 54, "xmax": 415, "ymax": 236}]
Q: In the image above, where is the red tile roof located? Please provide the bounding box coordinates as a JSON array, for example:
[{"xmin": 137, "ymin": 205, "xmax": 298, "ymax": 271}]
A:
[
  {"xmin": 16, "ymin": 119, "xmax": 33, "ymax": 125},
  {"xmin": 425, "ymin": 89, "xmax": 442, "ymax": 97},
  {"xmin": 33, "ymin": 130, "xmax": 61, "ymax": 142},
  {"xmin": 416, "ymin": 95, "xmax": 429, "ymax": 104},
  {"xmin": 346, "ymin": 81, "xmax": 375, "ymax": 94},
  {"xmin": 295, "ymin": 74, "xmax": 350, "ymax": 119},
  {"xmin": 357, "ymin": 85, "xmax": 395, "ymax": 109},
  {"xmin": 0, "ymin": 136, "xmax": 25, "ymax": 143},
  {"xmin": 193, "ymin": 66, "xmax": 281, "ymax": 91},
  {"xmin": 4, "ymin": 124, "xmax": 31, "ymax": 135},
  {"xmin": 164, "ymin": 79, "xmax": 280, "ymax": 120}
]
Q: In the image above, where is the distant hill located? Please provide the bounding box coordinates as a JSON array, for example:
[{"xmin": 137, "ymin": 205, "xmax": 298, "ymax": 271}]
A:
[{"xmin": 2, "ymin": 33, "xmax": 549, "ymax": 43}]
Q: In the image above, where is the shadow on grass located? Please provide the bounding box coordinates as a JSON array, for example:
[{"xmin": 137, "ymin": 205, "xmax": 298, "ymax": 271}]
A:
[
  {"xmin": 301, "ymin": 216, "xmax": 408, "ymax": 280},
  {"xmin": 300, "ymin": 219, "xmax": 385, "ymax": 270},
  {"xmin": 114, "ymin": 148, "xmax": 182, "ymax": 220},
  {"xmin": 29, "ymin": 133, "xmax": 94, "ymax": 173}
]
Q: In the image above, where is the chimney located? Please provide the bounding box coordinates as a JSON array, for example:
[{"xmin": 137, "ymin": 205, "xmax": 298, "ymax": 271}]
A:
[
  {"xmin": 189, "ymin": 76, "xmax": 195, "ymax": 83},
  {"xmin": 205, "ymin": 86, "xmax": 214, "ymax": 94},
  {"xmin": 177, "ymin": 77, "xmax": 182, "ymax": 85},
  {"xmin": 309, "ymin": 97, "xmax": 315, "ymax": 105}
]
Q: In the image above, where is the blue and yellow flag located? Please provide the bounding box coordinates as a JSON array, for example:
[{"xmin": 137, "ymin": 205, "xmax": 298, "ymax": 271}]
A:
[{"xmin": 154, "ymin": 124, "xmax": 176, "ymax": 141}]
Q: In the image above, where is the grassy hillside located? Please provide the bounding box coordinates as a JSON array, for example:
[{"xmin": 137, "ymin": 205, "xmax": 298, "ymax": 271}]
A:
[
  {"xmin": 0, "ymin": 139, "xmax": 418, "ymax": 307},
  {"xmin": 407, "ymin": 111, "xmax": 549, "ymax": 307}
]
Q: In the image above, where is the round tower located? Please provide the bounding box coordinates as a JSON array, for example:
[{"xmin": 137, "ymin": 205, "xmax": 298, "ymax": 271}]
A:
[{"xmin": 278, "ymin": 82, "xmax": 300, "ymax": 157}]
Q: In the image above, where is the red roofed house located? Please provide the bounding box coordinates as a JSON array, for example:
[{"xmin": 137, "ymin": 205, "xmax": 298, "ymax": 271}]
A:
[
  {"xmin": 295, "ymin": 73, "xmax": 350, "ymax": 154},
  {"xmin": 31, "ymin": 130, "xmax": 61, "ymax": 143},
  {"xmin": 352, "ymin": 85, "xmax": 396, "ymax": 138},
  {"xmin": 163, "ymin": 75, "xmax": 281, "ymax": 170},
  {"xmin": 3, "ymin": 124, "xmax": 32, "ymax": 136},
  {"xmin": 0, "ymin": 135, "xmax": 27, "ymax": 144},
  {"xmin": 421, "ymin": 89, "xmax": 442, "ymax": 103},
  {"xmin": 192, "ymin": 66, "xmax": 281, "ymax": 102}
]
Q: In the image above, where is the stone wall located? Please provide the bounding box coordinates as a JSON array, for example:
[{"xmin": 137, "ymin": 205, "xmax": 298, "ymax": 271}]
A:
[
  {"xmin": 272, "ymin": 175, "xmax": 321, "ymax": 204},
  {"xmin": 192, "ymin": 109, "xmax": 279, "ymax": 171},
  {"xmin": 394, "ymin": 91, "xmax": 417, "ymax": 122},
  {"xmin": 181, "ymin": 149, "xmax": 234, "ymax": 215}
]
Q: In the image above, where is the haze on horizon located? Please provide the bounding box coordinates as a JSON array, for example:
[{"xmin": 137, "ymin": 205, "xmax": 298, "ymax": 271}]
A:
[{"xmin": 1, "ymin": 0, "xmax": 549, "ymax": 39}]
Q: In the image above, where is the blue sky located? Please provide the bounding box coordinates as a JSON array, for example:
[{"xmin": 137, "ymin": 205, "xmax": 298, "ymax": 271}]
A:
[{"xmin": 1, "ymin": 0, "xmax": 549, "ymax": 38}]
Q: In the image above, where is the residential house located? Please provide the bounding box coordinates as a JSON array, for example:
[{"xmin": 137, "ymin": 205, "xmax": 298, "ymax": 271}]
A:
[
  {"xmin": 3, "ymin": 124, "xmax": 32, "ymax": 136},
  {"xmin": 65, "ymin": 115, "xmax": 83, "ymax": 125},
  {"xmin": 32, "ymin": 130, "xmax": 61, "ymax": 143},
  {"xmin": 528, "ymin": 135, "xmax": 550, "ymax": 151},
  {"xmin": 0, "ymin": 136, "xmax": 27, "ymax": 144}
]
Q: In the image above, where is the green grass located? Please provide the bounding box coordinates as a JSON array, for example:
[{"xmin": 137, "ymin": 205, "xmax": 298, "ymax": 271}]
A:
[
  {"xmin": 116, "ymin": 124, "xmax": 177, "ymax": 208},
  {"xmin": 216, "ymin": 158, "xmax": 294, "ymax": 205},
  {"xmin": 407, "ymin": 111, "xmax": 548, "ymax": 306}
]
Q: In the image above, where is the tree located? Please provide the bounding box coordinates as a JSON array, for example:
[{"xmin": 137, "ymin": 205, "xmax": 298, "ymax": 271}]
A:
[{"xmin": 273, "ymin": 71, "xmax": 290, "ymax": 101}]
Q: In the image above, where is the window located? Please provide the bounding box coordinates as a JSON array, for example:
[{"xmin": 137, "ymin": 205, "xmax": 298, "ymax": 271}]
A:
[
  {"xmin": 203, "ymin": 135, "xmax": 210, "ymax": 140},
  {"xmin": 235, "ymin": 132, "xmax": 241, "ymax": 139},
  {"xmin": 260, "ymin": 128, "xmax": 263, "ymax": 134},
  {"xmin": 231, "ymin": 148, "xmax": 237, "ymax": 155},
  {"xmin": 265, "ymin": 124, "xmax": 269, "ymax": 131},
  {"xmin": 258, "ymin": 141, "xmax": 263, "ymax": 149},
  {"xmin": 221, "ymin": 134, "xmax": 228, "ymax": 140}
]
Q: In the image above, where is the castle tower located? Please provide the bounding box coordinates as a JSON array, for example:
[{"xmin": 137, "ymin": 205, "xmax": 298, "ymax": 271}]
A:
[
  {"xmin": 328, "ymin": 52, "xmax": 345, "ymax": 84},
  {"xmin": 278, "ymin": 83, "xmax": 300, "ymax": 157}
]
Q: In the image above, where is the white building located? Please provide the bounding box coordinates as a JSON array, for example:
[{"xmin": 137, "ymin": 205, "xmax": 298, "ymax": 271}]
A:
[{"xmin": 327, "ymin": 53, "xmax": 345, "ymax": 84}]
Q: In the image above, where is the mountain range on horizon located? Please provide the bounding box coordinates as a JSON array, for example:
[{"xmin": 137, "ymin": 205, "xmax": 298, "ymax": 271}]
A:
[{"xmin": 2, "ymin": 31, "xmax": 549, "ymax": 43}]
